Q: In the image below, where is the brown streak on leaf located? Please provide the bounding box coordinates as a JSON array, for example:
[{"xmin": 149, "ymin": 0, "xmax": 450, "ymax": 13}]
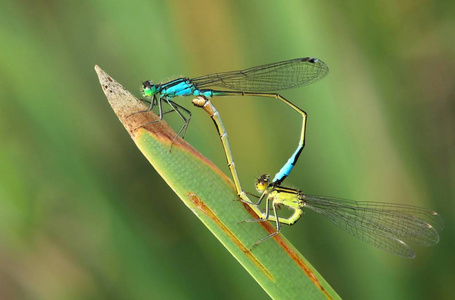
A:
[
  {"xmin": 188, "ymin": 193, "xmax": 275, "ymax": 282},
  {"xmin": 242, "ymin": 203, "xmax": 332, "ymax": 299},
  {"xmin": 278, "ymin": 240, "xmax": 331, "ymax": 299},
  {"xmin": 95, "ymin": 65, "xmax": 233, "ymax": 187}
]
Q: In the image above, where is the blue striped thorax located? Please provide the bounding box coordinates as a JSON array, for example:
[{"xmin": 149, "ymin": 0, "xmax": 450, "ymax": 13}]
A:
[{"xmin": 142, "ymin": 78, "xmax": 200, "ymax": 99}]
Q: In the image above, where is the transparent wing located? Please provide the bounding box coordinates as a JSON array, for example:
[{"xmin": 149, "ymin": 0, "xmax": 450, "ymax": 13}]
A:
[
  {"xmin": 190, "ymin": 57, "xmax": 329, "ymax": 92},
  {"xmin": 302, "ymin": 195, "xmax": 443, "ymax": 258}
]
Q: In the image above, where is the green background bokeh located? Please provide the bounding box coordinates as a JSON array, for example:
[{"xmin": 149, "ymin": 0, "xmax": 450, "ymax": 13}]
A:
[{"xmin": 0, "ymin": 0, "xmax": 453, "ymax": 299}]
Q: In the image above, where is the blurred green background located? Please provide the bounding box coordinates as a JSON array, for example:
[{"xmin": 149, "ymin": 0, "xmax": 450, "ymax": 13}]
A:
[{"xmin": 1, "ymin": 0, "xmax": 454, "ymax": 299}]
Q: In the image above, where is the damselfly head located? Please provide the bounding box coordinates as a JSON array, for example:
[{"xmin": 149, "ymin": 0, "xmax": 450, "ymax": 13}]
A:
[
  {"xmin": 255, "ymin": 174, "xmax": 270, "ymax": 193},
  {"xmin": 141, "ymin": 80, "xmax": 157, "ymax": 98}
]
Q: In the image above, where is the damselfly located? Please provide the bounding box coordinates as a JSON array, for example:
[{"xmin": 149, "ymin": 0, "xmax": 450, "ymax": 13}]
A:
[
  {"xmin": 141, "ymin": 58, "xmax": 328, "ymax": 184},
  {"xmin": 245, "ymin": 174, "xmax": 443, "ymax": 258}
]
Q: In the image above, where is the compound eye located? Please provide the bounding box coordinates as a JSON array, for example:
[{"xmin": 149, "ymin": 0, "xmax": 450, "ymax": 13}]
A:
[
  {"xmin": 142, "ymin": 80, "xmax": 152, "ymax": 89},
  {"xmin": 259, "ymin": 174, "xmax": 270, "ymax": 184}
]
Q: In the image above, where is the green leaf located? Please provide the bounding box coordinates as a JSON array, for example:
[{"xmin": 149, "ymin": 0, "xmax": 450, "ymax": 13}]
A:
[{"xmin": 95, "ymin": 65, "xmax": 340, "ymax": 300}]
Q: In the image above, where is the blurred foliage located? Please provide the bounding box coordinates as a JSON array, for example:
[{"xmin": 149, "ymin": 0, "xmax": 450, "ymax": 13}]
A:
[{"xmin": 0, "ymin": 0, "xmax": 454, "ymax": 299}]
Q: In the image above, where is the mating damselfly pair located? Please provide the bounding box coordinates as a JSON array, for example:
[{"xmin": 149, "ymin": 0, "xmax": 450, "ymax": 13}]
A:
[{"xmin": 139, "ymin": 58, "xmax": 443, "ymax": 258}]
